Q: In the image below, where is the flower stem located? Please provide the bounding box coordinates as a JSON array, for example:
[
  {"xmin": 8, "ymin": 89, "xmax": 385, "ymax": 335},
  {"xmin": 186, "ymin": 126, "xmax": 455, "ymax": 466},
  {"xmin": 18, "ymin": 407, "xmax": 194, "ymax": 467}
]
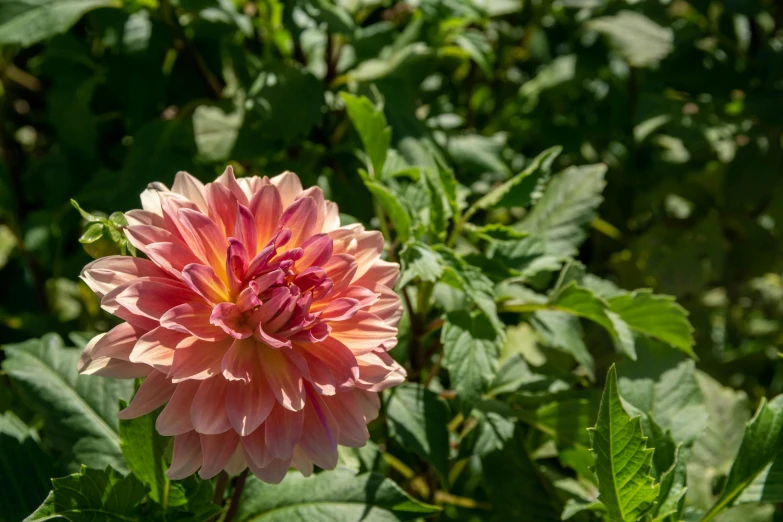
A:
[{"xmin": 223, "ymin": 469, "xmax": 249, "ymax": 522}]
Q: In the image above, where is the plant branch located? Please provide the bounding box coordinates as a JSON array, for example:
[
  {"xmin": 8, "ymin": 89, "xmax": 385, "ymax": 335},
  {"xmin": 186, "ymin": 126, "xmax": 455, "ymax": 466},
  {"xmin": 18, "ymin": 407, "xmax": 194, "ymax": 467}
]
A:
[{"xmin": 223, "ymin": 469, "xmax": 249, "ymax": 522}]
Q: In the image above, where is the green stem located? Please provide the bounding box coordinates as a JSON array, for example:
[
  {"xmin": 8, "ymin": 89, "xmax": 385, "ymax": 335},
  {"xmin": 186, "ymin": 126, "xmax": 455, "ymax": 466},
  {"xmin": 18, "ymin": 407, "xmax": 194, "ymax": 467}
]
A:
[{"xmin": 223, "ymin": 469, "xmax": 249, "ymax": 522}]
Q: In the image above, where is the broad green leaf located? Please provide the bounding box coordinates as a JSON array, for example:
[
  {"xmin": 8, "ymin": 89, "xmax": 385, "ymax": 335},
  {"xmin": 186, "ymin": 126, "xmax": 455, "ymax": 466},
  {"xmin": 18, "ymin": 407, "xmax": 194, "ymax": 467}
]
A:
[
  {"xmin": 0, "ymin": 0, "xmax": 119, "ymax": 47},
  {"xmin": 340, "ymin": 93, "xmax": 391, "ymax": 178},
  {"xmin": 458, "ymin": 400, "xmax": 515, "ymax": 458},
  {"xmin": 423, "ymin": 168, "xmax": 449, "ymax": 239},
  {"xmin": 386, "ymin": 383, "xmax": 450, "ymax": 483},
  {"xmin": 465, "ymin": 146, "xmax": 561, "ymax": 219},
  {"xmin": 515, "ymin": 164, "xmax": 606, "ymax": 257},
  {"xmin": 2, "ymin": 334, "xmax": 134, "ymax": 472},
  {"xmin": 617, "ymin": 342, "xmax": 707, "ymax": 445},
  {"xmin": 647, "ymin": 422, "xmax": 687, "ymax": 522},
  {"xmin": 0, "ymin": 412, "xmax": 53, "ymax": 522},
  {"xmin": 607, "ymin": 290, "xmax": 695, "ymax": 357},
  {"xmin": 702, "ymin": 395, "xmax": 783, "ymax": 521},
  {"xmin": 192, "ymin": 104, "xmax": 243, "ymax": 162},
  {"xmin": 236, "ymin": 467, "xmax": 440, "ymax": 521},
  {"xmin": 587, "ymin": 11, "xmax": 673, "ymax": 68},
  {"xmin": 453, "ymin": 29, "xmax": 494, "ymax": 77},
  {"xmin": 25, "ymin": 466, "xmax": 146, "ymax": 522},
  {"xmin": 687, "ymin": 372, "xmax": 751, "ymax": 510},
  {"xmin": 441, "ymin": 310, "xmax": 503, "ymax": 412},
  {"xmin": 736, "ymin": 454, "xmax": 783, "ymax": 505},
  {"xmin": 483, "ymin": 427, "xmax": 562, "ymax": 522},
  {"xmin": 364, "ymin": 180, "xmax": 411, "ymax": 243},
  {"xmin": 530, "ymin": 311, "xmax": 595, "ymax": 380},
  {"xmin": 399, "ymin": 241, "xmax": 443, "ymax": 287},
  {"xmin": 120, "ymin": 408, "xmax": 180, "ymax": 507},
  {"xmin": 546, "ymin": 282, "xmax": 635, "ymax": 359},
  {"xmin": 589, "ymin": 366, "xmax": 659, "ymax": 521},
  {"xmin": 516, "ymin": 394, "xmax": 599, "ymax": 448},
  {"xmin": 446, "ymin": 133, "xmax": 510, "ymax": 177}
]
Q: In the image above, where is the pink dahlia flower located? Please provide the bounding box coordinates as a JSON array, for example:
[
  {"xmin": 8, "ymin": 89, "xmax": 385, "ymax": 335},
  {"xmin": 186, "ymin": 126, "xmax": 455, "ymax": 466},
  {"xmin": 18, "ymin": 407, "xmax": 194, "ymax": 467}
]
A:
[{"xmin": 78, "ymin": 168, "xmax": 405, "ymax": 483}]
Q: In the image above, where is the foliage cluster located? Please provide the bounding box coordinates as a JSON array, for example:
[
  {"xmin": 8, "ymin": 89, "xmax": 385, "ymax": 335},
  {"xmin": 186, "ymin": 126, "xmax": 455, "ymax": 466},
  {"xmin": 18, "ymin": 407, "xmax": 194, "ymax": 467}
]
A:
[{"xmin": 2, "ymin": 0, "xmax": 783, "ymax": 521}]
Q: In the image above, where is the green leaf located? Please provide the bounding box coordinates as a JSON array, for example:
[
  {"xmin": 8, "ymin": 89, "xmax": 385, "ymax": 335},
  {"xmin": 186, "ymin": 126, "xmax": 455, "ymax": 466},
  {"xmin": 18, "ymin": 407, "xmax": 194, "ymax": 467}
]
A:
[
  {"xmin": 517, "ymin": 394, "xmax": 600, "ymax": 448},
  {"xmin": 25, "ymin": 466, "xmax": 146, "ymax": 522},
  {"xmin": 647, "ymin": 421, "xmax": 687, "ymax": 522},
  {"xmin": 340, "ymin": 93, "xmax": 391, "ymax": 178},
  {"xmin": 236, "ymin": 467, "xmax": 440, "ymax": 521},
  {"xmin": 464, "ymin": 223, "xmax": 527, "ymax": 241},
  {"xmin": 589, "ymin": 365, "xmax": 659, "ymax": 521},
  {"xmin": 515, "ymin": 164, "xmax": 606, "ymax": 257},
  {"xmin": 702, "ymin": 395, "xmax": 783, "ymax": 521},
  {"xmin": 70, "ymin": 199, "xmax": 103, "ymax": 223},
  {"xmin": 688, "ymin": 372, "xmax": 751, "ymax": 510},
  {"xmin": 441, "ymin": 310, "xmax": 503, "ymax": 412},
  {"xmin": 192, "ymin": 104, "xmax": 243, "ymax": 162},
  {"xmin": 530, "ymin": 311, "xmax": 595, "ymax": 380},
  {"xmin": 386, "ymin": 383, "xmax": 450, "ymax": 484},
  {"xmin": 483, "ymin": 427, "xmax": 562, "ymax": 522},
  {"xmin": 617, "ymin": 342, "xmax": 707, "ymax": 444},
  {"xmin": 587, "ymin": 11, "xmax": 674, "ymax": 68},
  {"xmin": 2, "ymin": 334, "xmax": 134, "ymax": 472},
  {"xmin": 364, "ymin": 180, "xmax": 411, "ymax": 243},
  {"xmin": 0, "ymin": 0, "xmax": 119, "ymax": 47},
  {"xmin": 466, "ymin": 146, "xmax": 561, "ymax": 219},
  {"xmin": 607, "ymin": 290, "xmax": 695, "ymax": 358},
  {"xmin": 0, "ymin": 412, "xmax": 54, "ymax": 522},
  {"xmin": 399, "ymin": 241, "xmax": 443, "ymax": 287},
  {"xmin": 119, "ymin": 407, "xmax": 179, "ymax": 506},
  {"xmin": 453, "ymin": 29, "xmax": 494, "ymax": 78},
  {"xmin": 736, "ymin": 454, "xmax": 783, "ymax": 505}
]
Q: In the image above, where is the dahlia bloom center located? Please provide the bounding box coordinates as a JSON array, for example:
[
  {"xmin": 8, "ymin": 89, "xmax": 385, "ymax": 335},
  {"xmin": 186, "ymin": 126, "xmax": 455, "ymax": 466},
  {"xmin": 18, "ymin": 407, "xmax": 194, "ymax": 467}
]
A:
[{"xmin": 77, "ymin": 168, "xmax": 405, "ymax": 484}]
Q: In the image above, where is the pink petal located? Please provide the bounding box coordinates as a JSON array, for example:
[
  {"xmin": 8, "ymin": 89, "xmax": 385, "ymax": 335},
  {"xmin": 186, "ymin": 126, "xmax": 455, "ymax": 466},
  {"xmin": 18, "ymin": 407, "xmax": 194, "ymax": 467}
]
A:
[
  {"xmin": 169, "ymin": 337, "xmax": 232, "ymax": 382},
  {"xmin": 125, "ymin": 209, "xmax": 165, "ymax": 228},
  {"xmin": 182, "ymin": 264, "xmax": 230, "ymax": 304},
  {"xmin": 84, "ymin": 322, "xmax": 146, "ymax": 361},
  {"xmin": 227, "ymin": 376, "xmax": 275, "ymax": 436},
  {"xmin": 295, "ymin": 234, "xmax": 333, "ymax": 271},
  {"xmin": 215, "ymin": 165, "xmax": 250, "ymax": 207},
  {"xmin": 199, "ymin": 431, "xmax": 240, "ymax": 479},
  {"xmin": 298, "ymin": 386, "xmax": 339, "ymax": 470},
  {"xmin": 145, "ymin": 242, "xmax": 202, "ymax": 277},
  {"xmin": 270, "ymin": 171, "xmax": 303, "ymax": 207},
  {"xmin": 277, "ymin": 197, "xmax": 317, "ymax": 249},
  {"xmin": 350, "ymin": 230, "xmax": 384, "ymax": 281},
  {"xmin": 322, "ymin": 254, "xmax": 357, "ymax": 292},
  {"xmin": 172, "ymin": 171, "xmax": 208, "ymax": 211},
  {"xmin": 166, "ymin": 431, "xmax": 202, "ymax": 480},
  {"xmin": 81, "ymin": 256, "xmax": 167, "ymax": 298},
  {"xmin": 242, "ymin": 429, "xmax": 274, "ymax": 468},
  {"xmin": 249, "ymin": 185, "xmax": 283, "ymax": 250},
  {"xmin": 328, "ymin": 311, "xmax": 397, "ymax": 355},
  {"xmin": 206, "ymin": 182, "xmax": 239, "ymax": 240},
  {"xmin": 264, "ymin": 402, "xmax": 303, "ymax": 460},
  {"xmin": 157, "ymin": 380, "xmax": 201, "ymax": 435},
  {"xmin": 115, "ymin": 278, "xmax": 197, "ymax": 320},
  {"xmin": 222, "ymin": 338, "xmax": 258, "ymax": 382},
  {"xmin": 100, "ymin": 282, "xmax": 159, "ymax": 331},
  {"xmin": 191, "ymin": 377, "xmax": 232, "ymax": 434},
  {"xmin": 118, "ymin": 371, "xmax": 176, "ymax": 420},
  {"xmin": 319, "ymin": 298, "xmax": 361, "ymax": 322},
  {"xmin": 246, "ymin": 455, "xmax": 291, "ymax": 485},
  {"xmin": 226, "ymin": 238, "xmax": 248, "ymax": 295},
  {"xmin": 260, "ymin": 346, "xmax": 306, "ymax": 410},
  {"xmin": 161, "ymin": 302, "xmax": 227, "ymax": 341},
  {"xmin": 354, "ymin": 388, "xmax": 381, "ymax": 422},
  {"xmin": 223, "ymin": 445, "xmax": 248, "ymax": 476},
  {"xmin": 298, "ymin": 186, "xmax": 326, "ymax": 232},
  {"xmin": 234, "ymin": 204, "xmax": 257, "ymax": 258},
  {"xmin": 322, "ymin": 201, "xmax": 340, "ymax": 233},
  {"xmin": 130, "ymin": 327, "xmax": 184, "ymax": 372},
  {"xmin": 211, "ymin": 302, "xmax": 253, "ymax": 339},
  {"xmin": 124, "ymin": 224, "xmax": 180, "ymax": 253},
  {"xmin": 322, "ymin": 392, "xmax": 369, "ymax": 447},
  {"xmin": 296, "ymin": 337, "xmax": 358, "ymax": 392},
  {"xmin": 356, "ymin": 351, "xmax": 407, "ymax": 391},
  {"xmin": 291, "ymin": 448, "xmax": 314, "ymax": 477},
  {"xmin": 354, "ymin": 258, "xmax": 400, "ymax": 289},
  {"xmin": 178, "ymin": 208, "xmax": 227, "ymax": 273},
  {"xmin": 79, "ymin": 357, "xmax": 152, "ymax": 378}
]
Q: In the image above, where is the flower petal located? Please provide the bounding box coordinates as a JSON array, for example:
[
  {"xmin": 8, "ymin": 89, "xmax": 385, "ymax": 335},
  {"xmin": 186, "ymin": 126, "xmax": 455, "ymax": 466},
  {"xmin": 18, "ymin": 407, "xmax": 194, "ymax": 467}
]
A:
[
  {"xmin": 191, "ymin": 377, "xmax": 232, "ymax": 434},
  {"xmin": 118, "ymin": 371, "xmax": 176, "ymax": 420},
  {"xmin": 199, "ymin": 431, "xmax": 240, "ymax": 479},
  {"xmin": 227, "ymin": 376, "xmax": 275, "ymax": 436},
  {"xmin": 264, "ymin": 402, "xmax": 303, "ymax": 460},
  {"xmin": 161, "ymin": 302, "xmax": 227, "ymax": 341},
  {"xmin": 166, "ymin": 431, "xmax": 202, "ymax": 480},
  {"xmin": 157, "ymin": 380, "xmax": 201, "ymax": 436}
]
